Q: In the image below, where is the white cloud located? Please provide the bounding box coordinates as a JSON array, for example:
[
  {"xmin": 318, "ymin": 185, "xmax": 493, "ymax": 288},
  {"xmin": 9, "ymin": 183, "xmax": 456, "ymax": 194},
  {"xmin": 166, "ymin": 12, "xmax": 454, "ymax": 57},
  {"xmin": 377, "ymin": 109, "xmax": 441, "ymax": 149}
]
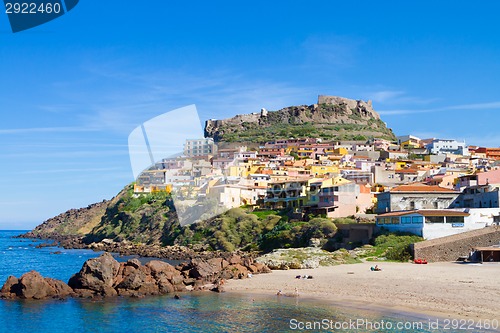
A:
[{"xmin": 367, "ymin": 90, "xmax": 406, "ymax": 103}]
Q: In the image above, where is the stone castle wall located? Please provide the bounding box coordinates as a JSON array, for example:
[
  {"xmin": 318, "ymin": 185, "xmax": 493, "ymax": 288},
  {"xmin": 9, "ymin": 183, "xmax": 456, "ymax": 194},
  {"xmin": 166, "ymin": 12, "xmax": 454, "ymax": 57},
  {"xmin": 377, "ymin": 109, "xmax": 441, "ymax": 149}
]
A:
[{"xmin": 412, "ymin": 226, "xmax": 500, "ymax": 262}]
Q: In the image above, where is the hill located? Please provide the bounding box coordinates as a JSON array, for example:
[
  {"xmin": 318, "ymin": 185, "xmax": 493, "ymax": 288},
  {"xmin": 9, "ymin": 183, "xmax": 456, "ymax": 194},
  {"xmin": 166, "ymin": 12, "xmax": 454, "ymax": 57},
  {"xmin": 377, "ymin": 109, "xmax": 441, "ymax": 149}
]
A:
[
  {"xmin": 23, "ymin": 95, "xmax": 396, "ymax": 254},
  {"xmin": 24, "ymin": 200, "xmax": 110, "ymax": 240},
  {"xmin": 23, "ymin": 185, "xmax": 339, "ymax": 253},
  {"xmin": 204, "ymin": 95, "xmax": 395, "ymax": 143}
]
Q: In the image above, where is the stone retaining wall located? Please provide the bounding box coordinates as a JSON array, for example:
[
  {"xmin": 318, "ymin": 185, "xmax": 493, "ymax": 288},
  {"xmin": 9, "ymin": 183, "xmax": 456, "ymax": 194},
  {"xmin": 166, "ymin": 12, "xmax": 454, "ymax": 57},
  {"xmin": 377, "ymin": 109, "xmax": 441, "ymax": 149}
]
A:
[{"xmin": 412, "ymin": 226, "xmax": 500, "ymax": 262}]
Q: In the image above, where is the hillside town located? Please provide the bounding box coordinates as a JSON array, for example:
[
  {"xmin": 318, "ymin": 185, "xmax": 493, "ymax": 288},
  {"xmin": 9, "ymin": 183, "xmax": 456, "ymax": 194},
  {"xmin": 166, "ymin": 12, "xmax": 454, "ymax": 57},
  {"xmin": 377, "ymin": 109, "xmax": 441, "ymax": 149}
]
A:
[{"xmin": 133, "ymin": 135, "xmax": 500, "ymax": 246}]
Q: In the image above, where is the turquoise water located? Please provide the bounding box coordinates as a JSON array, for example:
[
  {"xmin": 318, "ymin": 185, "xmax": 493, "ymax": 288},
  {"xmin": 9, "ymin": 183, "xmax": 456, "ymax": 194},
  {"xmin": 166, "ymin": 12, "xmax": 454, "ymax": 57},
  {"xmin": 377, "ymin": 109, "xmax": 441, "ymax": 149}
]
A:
[{"xmin": 0, "ymin": 231, "xmax": 498, "ymax": 333}]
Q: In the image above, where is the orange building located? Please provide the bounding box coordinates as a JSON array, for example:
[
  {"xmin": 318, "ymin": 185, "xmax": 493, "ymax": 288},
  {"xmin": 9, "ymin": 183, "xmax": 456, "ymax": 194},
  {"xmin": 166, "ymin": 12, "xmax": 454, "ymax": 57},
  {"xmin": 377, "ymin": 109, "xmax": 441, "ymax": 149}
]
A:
[{"xmin": 475, "ymin": 147, "xmax": 500, "ymax": 160}]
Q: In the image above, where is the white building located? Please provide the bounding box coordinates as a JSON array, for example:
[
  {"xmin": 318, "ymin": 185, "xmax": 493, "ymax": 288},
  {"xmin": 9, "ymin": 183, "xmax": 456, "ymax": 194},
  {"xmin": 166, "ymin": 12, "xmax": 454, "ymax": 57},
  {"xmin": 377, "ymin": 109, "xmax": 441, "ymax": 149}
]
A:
[
  {"xmin": 397, "ymin": 134, "xmax": 421, "ymax": 145},
  {"xmin": 184, "ymin": 138, "xmax": 216, "ymax": 157},
  {"xmin": 376, "ymin": 208, "xmax": 500, "ymax": 240},
  {"xmin": 426, "ymin": 139, "xmax": 469, "ymax": 156}
]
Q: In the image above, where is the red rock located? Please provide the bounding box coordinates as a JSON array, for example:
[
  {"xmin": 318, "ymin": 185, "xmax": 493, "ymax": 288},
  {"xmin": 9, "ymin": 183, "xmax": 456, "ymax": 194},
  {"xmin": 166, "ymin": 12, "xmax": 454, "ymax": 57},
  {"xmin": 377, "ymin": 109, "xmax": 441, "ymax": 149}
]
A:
[
  {"xmin": 18, "ymin": 271, "xmax": 53, "ymax": 299},
  {"xmin": 0, "ymin": 276, "xmax": 20, "ymax": 298},
  {"xmin": 68, "ymin": 252, "xmax": 120, "ymax": 295},
  {"xmin": 228, "ymin": 254, "xmax": 242, "ymax": 265}
]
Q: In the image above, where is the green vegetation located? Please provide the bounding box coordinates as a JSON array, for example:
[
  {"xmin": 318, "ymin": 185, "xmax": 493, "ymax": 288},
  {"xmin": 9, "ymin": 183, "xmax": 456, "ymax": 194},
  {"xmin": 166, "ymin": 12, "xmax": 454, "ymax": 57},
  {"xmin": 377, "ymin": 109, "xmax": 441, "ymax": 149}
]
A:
[
  {"xmin": 259, "ymin": 247, "xmax": 361, "ymax": 269},
  {"xmin": 331, "ymin": 217, "xmax": 357, "ymax": 224},
  {"xmin": 174, "ymin": 209, "xmax": 338, "ymax": 253},
  {"xmin": 84, "ymin": 184, "xmax": 181, "ymax": 245},
  {"xmin": 46, "ymin": 184, "xmax": 423, "ymax": 262},
  {"xmin": 210, "ymin": 103, "xmax": 396, "ymax": 143},
  {"xmin": 80, "ymin": 189, "xmax": 342, "ymax": 253},
  {"xmin": 359, "ymin": 231, "xmax": 424, "ymax": 262}
]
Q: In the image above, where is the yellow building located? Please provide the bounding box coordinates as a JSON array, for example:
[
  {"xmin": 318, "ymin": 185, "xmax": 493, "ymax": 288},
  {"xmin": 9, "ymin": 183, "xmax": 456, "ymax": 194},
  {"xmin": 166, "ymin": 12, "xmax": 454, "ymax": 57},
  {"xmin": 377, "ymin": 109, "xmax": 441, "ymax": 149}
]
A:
[
  {"xmin": 334, "ymin": 147, "xmax": 348, "ymax": 155},
  {"xmin": 401, "ymin": 139, "xmax": 420, "ymax": 150},
  {"xmin": 310, "ymin": 164, "xmax": 339, "ymax": 177},
  {"xmin": 395, "ymin": 161, "xmax": 409, "ymax": 170}
]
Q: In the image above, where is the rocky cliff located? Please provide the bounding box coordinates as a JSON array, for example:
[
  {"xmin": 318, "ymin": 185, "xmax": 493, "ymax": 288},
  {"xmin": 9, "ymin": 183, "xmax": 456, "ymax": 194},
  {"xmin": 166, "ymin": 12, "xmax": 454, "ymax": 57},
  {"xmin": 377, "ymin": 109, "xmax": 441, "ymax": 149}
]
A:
[
  {"xmin": 24, "ymin": 200, "xmax": 110, "ymax": 240},
  {"xmin": 204, "ymin": 95, "xmax": 395, "ymax": 142}
]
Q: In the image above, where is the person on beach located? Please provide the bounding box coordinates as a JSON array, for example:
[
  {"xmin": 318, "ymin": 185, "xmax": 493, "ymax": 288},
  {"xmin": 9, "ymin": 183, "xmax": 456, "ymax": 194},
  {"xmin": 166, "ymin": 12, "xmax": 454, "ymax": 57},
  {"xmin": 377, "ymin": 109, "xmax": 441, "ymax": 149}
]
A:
[{"xmin": 276, "ymin": 290, "xmax": 283, "ymax": 296}]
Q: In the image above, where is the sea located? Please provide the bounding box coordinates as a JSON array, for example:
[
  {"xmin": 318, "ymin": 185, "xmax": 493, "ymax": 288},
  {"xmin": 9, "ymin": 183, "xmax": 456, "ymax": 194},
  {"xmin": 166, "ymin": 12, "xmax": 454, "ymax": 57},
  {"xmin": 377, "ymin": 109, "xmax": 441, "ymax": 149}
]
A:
[{"xmin": 0, "ymin": 230, "xmax": 498, "ymax": 333}]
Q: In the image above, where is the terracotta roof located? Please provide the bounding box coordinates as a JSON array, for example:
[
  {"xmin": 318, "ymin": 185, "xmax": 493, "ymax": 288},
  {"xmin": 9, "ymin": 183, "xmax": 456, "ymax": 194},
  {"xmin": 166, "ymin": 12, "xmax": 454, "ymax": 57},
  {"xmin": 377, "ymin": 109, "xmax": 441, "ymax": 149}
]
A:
[
  {"xmin": 378, "ymin": 210, "xmax": 470, "ymax": 217},
  {"xmin": 390, "ymin": 183, "xmax": 458, "ymax": 193}
]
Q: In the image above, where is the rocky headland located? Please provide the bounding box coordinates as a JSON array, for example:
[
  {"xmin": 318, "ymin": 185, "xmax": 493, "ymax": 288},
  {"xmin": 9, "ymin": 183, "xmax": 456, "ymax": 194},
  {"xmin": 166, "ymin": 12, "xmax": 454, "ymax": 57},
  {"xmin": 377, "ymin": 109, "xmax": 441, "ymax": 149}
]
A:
[
  {"xmin": 204, "ymin": 95, "xmax": 395, "ymax": 142},
  {"xmin": 0, "ymin": 252, "xmax": 271, "ymax": 300}
]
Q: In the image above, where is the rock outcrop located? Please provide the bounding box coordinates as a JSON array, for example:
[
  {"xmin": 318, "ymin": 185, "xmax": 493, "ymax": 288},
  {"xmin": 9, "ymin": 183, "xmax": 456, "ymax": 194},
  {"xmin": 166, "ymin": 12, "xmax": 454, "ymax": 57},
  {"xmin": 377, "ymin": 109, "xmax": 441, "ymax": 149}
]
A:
[
  {"xmin": 0, "ymin": 271, "xmax": 73, "ymax": 299},
  {"xmin": 1, "ymin": 252, "xmax": 271, "ymax": 300},
  {"xmin": 204, "ymin": 95, "xmax": 395, "ymax": 142},
  {"xmin": 21, "ymin": 201, "xmax": 110, "ymax": 240},
  {"xmin": 255, "ymin": 247, "xmax": 359, "ymax": 270}
]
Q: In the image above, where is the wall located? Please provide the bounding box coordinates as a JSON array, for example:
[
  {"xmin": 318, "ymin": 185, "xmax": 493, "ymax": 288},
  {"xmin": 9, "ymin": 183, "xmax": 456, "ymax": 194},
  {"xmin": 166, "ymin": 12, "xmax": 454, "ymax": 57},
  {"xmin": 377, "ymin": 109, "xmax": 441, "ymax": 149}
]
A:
[
  {"xmin": 376, "ymin": 192, "xmax": 460, "ymax": 213},
  {"xmin": 412, "ymin": 226, "xmax": 500, "ymax": 262},
  {"xmin": 334, "ymin": 223, "xmax": 376, "ymax": 249}
]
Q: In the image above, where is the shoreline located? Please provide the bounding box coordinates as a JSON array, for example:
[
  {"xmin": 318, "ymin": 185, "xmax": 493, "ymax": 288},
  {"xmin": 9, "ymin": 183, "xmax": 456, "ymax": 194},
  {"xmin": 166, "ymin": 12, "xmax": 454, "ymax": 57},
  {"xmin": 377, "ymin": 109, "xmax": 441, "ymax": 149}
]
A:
[
  {"xmin": 17, "ymin": 232, "xmax": 258, "ymax": 262},
  {"xmin": 224, "ymin": 261, "xmax": 500, "ymax": 321},
  {"xmin": 10, "ymin": 231, "xmax": 500, "ymax": 322}
]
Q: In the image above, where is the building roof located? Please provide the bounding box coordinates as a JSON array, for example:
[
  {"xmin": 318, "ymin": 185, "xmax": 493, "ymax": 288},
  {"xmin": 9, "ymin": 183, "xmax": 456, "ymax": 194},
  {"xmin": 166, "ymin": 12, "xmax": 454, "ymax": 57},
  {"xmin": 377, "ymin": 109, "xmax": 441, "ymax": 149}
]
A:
[
  {"xmin": 378, "ymin": 209, "xmax": 470, "ymax": 217},
  {"xmin": 389, "ymin": 183, "xmax": 459, "ymax": 193},
  {"xmin": 395, "ymin": 169, "xmax": 419, "ymax": 174},
  {"xmin": 474, "ymin": 246, "xmax": 500, "ymax": 252}
]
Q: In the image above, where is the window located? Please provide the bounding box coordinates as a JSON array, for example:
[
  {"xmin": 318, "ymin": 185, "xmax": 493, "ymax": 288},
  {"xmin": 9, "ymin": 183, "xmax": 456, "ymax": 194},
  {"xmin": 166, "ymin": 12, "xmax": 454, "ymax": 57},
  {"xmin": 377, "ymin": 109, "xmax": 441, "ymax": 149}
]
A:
[
  {"xmin": 425, "ymin": 216, "xmax": 445, "ymax": 223},
  {"xmin": 377, "ymin": 218, "xmax": 389, "ymax": 225},
  {"xmin": 447, "ymin": 216, "xmax": 464, "ymax": 223},
  {"xmin": 391, "ymin": 217, "xmax": 400, "ymax": 224},
  {"xmin": 401, "ymin": 216, "xmax": 412, "ymax": 224},
  {"xmin": 412, "ymin": 216, "xmax": 423, "ymax": 224},
  {"xmin": 410, "ymin": 201, "xmax": 415, "ymax": 210},
  {"xmin": 433, "ymin": 202, "xmax": 438, "ymax": 209}
]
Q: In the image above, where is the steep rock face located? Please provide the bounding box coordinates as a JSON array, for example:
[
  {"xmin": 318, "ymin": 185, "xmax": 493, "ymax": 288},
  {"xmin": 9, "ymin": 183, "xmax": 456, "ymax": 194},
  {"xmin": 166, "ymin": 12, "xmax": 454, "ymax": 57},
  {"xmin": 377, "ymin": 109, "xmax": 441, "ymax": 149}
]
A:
[{"xmin": 204, "ymin": 95, "xmax": 394, "ymax": 143}]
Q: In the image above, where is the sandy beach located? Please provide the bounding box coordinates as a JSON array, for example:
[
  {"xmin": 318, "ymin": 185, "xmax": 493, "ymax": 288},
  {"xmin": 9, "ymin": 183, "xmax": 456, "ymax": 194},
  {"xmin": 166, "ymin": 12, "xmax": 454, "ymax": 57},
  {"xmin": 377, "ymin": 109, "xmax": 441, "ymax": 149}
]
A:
[{"xmin": 225, "ymin": 261, "xmax": 500, "ymax": 320}]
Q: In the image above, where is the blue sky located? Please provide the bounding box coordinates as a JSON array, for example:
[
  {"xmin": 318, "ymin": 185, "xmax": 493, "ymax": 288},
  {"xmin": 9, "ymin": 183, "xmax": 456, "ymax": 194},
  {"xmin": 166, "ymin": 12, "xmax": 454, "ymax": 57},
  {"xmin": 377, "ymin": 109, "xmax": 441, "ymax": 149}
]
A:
[{"xmin": 2, "ymin": 1, "xmax": 500, "ymax": 229}]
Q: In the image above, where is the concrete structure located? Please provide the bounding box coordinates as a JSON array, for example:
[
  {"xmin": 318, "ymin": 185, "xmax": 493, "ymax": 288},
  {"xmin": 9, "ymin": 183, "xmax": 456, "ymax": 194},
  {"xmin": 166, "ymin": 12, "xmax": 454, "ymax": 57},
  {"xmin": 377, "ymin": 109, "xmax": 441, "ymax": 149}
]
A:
[
  {"xmin": 372, "ymin": 138, "xmax": 393, "ymax": 151},
  {"xmin": 379, "ymin": 150, "xmax": 409, "ymax": 160},
  {"xmin": 474, "ymin": 245, "xmax": 500, "ymax": 263},
  {"xmin": 426, "ymin": 139, "xmax": 469, "ymax": 156},
  {"xmin": 376, "ymin": 183, "xmax": 460, "ymax": 213},
  {"xmin": 456, "ymin": 169, "xmax": 500, "ymax": 190},
  {"xmin": 397, "ymin": 135, "xmax": 421, "ymax": 146},
  {"xmin": 475, "ymin": 147, "xmax": 500, "ymax": 160},
  {"xmin": 211, "ymin": 183, "xmax": 266, "ymax": 209},
  {"xmin": 376, "ymin": 208, "xmax": 499, "ymax": 239},
  {"xmin": 412, "ymin": 226, "xmax": 500, "ymax": 262},
  {"xmin": 264, "ymin": 178, "xmax": 308, "ymax": 209},
  {"xmin": 315, "ymin": 179, "xmax": 372, "ymax": 218},
  {"xmin": 453, "ymin": 185, "xmax": 500, "ymax": 208},
  {"xmin": 331, "ymin": 223, "xmax": 376, "ymax": 250},
  {"xmin": 183, "ymin": 138, "xmax": 216, "ymax": 157},
  {"xmin": 341, "ymin": 169, "xmax": 374, "ymax": 185}
]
